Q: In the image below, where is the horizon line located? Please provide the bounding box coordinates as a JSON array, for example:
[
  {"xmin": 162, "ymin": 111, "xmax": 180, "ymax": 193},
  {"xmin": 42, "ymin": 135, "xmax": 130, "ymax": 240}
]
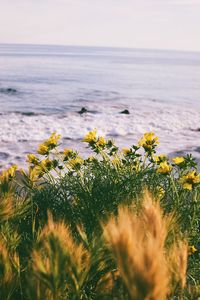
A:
[{"xmin": 0, "ymin": 42, "xmax": 200, "ymax": 55}]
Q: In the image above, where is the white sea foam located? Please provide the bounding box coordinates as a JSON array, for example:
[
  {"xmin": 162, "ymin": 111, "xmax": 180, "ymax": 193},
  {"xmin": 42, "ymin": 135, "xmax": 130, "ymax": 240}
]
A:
[{"xmin": 0, "ymin": 99, "xmax": 199, "ymax": 169}]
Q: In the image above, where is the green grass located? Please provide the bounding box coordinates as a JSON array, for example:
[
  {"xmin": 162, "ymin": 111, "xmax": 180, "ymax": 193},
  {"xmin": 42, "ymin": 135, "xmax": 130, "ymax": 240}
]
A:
[{"xmin": 0, "ymin": 131, "xmax": 200, "ymax": 299}]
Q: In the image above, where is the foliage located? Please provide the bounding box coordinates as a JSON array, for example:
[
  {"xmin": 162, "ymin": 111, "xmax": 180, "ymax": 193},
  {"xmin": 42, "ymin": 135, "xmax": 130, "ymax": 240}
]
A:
[{"xmin": 0, "ymin": 130, "xmax": 200, "ymax": 299}]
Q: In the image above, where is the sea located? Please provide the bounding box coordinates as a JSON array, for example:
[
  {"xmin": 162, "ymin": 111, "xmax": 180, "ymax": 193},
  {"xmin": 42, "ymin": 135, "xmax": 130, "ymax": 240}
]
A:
[{"xmin": 0, "ymin": 43, "xmax": 200, "ymax": 169}]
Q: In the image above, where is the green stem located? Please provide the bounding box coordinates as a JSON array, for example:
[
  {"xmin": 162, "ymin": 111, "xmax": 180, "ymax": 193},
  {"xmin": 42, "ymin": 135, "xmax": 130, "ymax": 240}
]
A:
[
  {"xmin": 18, "ymin": 260, "xmax": 23, "ymax": 300},
  {"xmin": 170, "ymin": 174, "xmax": 179, "ymax": 206},
  {"xmin": 142, "ymin": 153, "xmax": 148, "ymax": 170}
]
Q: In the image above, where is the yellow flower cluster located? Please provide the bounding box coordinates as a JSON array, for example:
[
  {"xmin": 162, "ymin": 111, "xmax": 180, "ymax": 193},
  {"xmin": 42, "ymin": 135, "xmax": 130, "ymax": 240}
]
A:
[
  {"xmin": 2, "ymin": 131, "xmax": 199, "ymax": 195},
  {"xmin": 154, "ymin": 154, "xmax": 167, "ymax": 164},
  {"xmin": 26, "ymin": 151, "xmax": 57, "ymax": 182},
  {"xmin": 180, "ymin": 171, "xmax": 200, "ymax": 190},
  {"xmin": 83, "ymin": 130, "xmax": 97, "ymax": 143},
  {"xmin": 27, "ymin": 154, "xmax": 39, "ymax": 165},
  {"xmin": 38, "ymin": 133, "xmax": 61, "ymax": 155},
  {"xmin": 38, "ymin": 144, "xmax": 49, "ymax": 155},
  {"xmin": 156, "ymin": 186, "xmax": 165, "ymax": 199},
  {"xmin": 28, "ymin": 166, "xmax": 43, "ymax": 182},
  {"xmin": 45, "ymin": 132, "xmax": 61, "ymax": 147},
  {"xmin": 172, "ymin": 156, "xmax": 185, "ymax": 165},
  {"xmin": 156, "ymin": 161, "xmax": 172, "ymax": 174},
  {"xmin": 122, "ymin": 147, "xmax": 131, "ymax": 156},
  {"xmin": 83, "ymin": 130, "xmax": 107, "ymax": 149},
  {"xmin": 41, "ymin": 158, "xmax": 53, "ymax": 171},
  {"xmin": 112, "ymin": 157, "xmax": 120, "ymax": 167},
  {"xmin": 155, "ymin": 155, "xmax": 188, "ymax": 175},
  {"xmin": 188, "ymin": 245, "xmax": 197, "ymax": 255},
  {"xmin": 63, "ymin": 148, "xmax": 73, "ymax": 161},
  {"xmin": 139, "ymin": 132, "xmax": 159, "ymax": 153},
  {"xmin": 97, "ymin": 136, "xmax": 106, "ymax": 147},
  {"xmin": 0, "ymin": 165, "xmax": 17, "ymax": 182},
  {"xmin": 87, "ymin": 156, "xmax": 95, "ymax": 162},
  {"xmin": 63, "ymin": 148, "xmax": 73, "ymax": 157},
  {"xmin": 69, "ymin": 157, "xmax": 84, "ymax": 169}
]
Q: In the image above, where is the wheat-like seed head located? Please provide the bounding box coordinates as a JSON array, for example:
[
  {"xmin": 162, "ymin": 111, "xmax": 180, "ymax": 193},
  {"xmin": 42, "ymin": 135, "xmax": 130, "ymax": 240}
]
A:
[
  {"xmin": 104, "ymin": 192, "xmax": 172, "ymax": 300},
  {"xmin": 30, "ymin": 212, "xmax": 90, "ymax": 299},
  {"xmin": 0, "ymin": 196, "xmax": 13, "ymax": 223}
]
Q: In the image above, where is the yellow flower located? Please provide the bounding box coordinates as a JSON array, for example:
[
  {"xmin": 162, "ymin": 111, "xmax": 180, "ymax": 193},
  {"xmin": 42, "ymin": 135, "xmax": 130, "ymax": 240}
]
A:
[
  {"xmin": 112, "ymin": 157, "xmax": 120, "ymax": 167},
  {"xmin": 40, "ymin": 158, "xmax": 53, "ymax": 171},
  {"xmin": 180, "ymin": 170, "xmax": 200, "ymax": 190},
  {"xmin": 63, "ymin": 148, "xmax": 73, "ymax": 161},
  {"xmin": 156, "ymin": 161, "xmax": 172, "ymax": 174},
  {"xmin": 83, "ymin": 129, "xmax": 97, "ymax": 143},
  {"xmin": 172, "ymin": 156, "xmax": 185, "ymax": 165},
  {"xmin": 37, "ymin": 144, "xmax": 49, "ymax": 155},
  {"xmin": 97, "ymin": 136, "xmax": 106, "ymax": 147},
  {"xmin": 154, "ymin": 154, "xmax": 167, "ymax": 164},
  {"xmin": 20, "ymin": 166, "xmax": 43, "ymax": 186},
  {"xmin": 63, "ymin": 148, "xmax": 73, "ymax": 157},
  {"xmin": 122, "ymin": 147, "xmax": 131, "ymax": 156},
  {"xmin": 45, "ymin": 132, "xmax": 61, "ymax": 148},
  {"xmin": 156, "ymin": 186, "xmax": 165, "ymax": 199},
  {"xmin": 0, "ymin": 165, "xmax": 18, "ymax": 182},
  {"xmin": 27, "ymin": 154, "xmax": 39, "ymax": 165},
  {"xmin": 7, "ymin": 165, "xmax": 18, "ymax": 178},
  {"xmin": 134, "ymin": 160, "xmax": 141, "ymax": 172},
  {"xmin": 183, "ymin": 183, "xmax": 192, "ymax": 190},
  {"xmin": 188, "ymin": 245, "xmax": 197, "ymax": 255},
  {"xmin": 194, "ymin": 173, "xmax": 200, "ymax": 184},
  {"xmin": 69, "ymin": 157, "xmax": 84, "ymax": 168},
  {"xmin": 37, "ymin": 133, "xmax": 61, "ymax": 155},
  {"xmin": 138, "ymin": 132, "xmax": 159, "ymax": 152},
  {"xmin": 88, "ymin": 156, "xmax": 95, "ymax": 162},
  {"xmin": 29, "ymin": 166, "xmax": 43, "ymax": 181}
]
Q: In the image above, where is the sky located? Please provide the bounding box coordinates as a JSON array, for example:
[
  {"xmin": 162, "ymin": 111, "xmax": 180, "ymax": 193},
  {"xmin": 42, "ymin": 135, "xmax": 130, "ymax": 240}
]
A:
[{"xmin": 0, "ymin": 0, "xmax": 200, "ymax": 51}]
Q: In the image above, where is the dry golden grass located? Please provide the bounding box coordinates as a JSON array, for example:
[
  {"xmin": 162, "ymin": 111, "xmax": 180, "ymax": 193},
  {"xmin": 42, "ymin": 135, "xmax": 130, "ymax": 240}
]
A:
[
  {"xmin": 29, "ymin": 212, "xmax": 90, "ymax": 299},
  {"xmin": 0, "ymin": 196, "xmax": 13, "ymax": 222},
  {"xmin": 168, "ymin": 241, "xmax": 188, "ymax": 291},
  {"xmin": 104, "ymin": 191, "xmax": 188, "ymax": 300},
  {"xmin": 36, "ymin": 212, "xmax": 89, "ymax": 271},
  {"xmin": 0, "ymin": 240, "xmax": 19, "ymax": 299}
]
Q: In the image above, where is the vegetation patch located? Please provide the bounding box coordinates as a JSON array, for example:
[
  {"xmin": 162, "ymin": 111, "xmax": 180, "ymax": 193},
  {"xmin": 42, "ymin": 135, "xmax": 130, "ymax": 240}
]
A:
[{"xmin": 0, "ymin": 130, "xmax": 200, "ymax": 299}]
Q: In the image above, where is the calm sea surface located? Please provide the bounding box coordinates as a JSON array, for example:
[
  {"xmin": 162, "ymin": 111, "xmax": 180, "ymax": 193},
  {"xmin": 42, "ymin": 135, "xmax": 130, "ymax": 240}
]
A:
[{"xmin": 0, "ymin": 44, "xmax": 200, "ymax": 168}]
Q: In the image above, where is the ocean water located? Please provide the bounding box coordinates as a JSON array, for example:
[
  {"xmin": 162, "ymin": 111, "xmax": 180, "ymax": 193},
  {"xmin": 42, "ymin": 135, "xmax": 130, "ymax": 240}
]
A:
[{"xmin": 0, "ymin": 43, "xmax": 200, "ymax": 168}]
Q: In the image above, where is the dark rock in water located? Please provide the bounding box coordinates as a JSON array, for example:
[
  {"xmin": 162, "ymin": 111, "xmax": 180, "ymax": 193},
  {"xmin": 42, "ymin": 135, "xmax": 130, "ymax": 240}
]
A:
[
  {"xmin": 0, "ymin": 152, "xmax": 10, "ymax": 159},
  {"xmin": 120, "ymin": 109, "xmax": 130, "ymax": 114},
  {"xmin": 195, "ymin": 147, "xmax": 200, "ymax": 153},
  {"xmin": 77, "ymin": 107, "xmax": 99, "ymax": 115},
  {"xmin": 0, "ymin": 88, "xmax": 17, "ymax": 94},
  {"xmin": 21, "ymin": 112, "xmax": 35, "ymax": 116},
  {"xmin": 78, "ymin": 107, "xmax": 88, "ymax": 114},
  {"xmin": 7, "ymin": 88, "xmax": 17, "ymax": 93},
  {"xmin": 15, "ymin": 156, "xmax": 23, "ymax": 161}
]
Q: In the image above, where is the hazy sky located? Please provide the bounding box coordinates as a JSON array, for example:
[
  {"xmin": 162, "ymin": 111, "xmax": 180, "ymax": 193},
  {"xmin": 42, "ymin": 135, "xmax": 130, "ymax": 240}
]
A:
[{"xmin": 0, "ymin": 0, "xmax": 200, "ymax": 51}]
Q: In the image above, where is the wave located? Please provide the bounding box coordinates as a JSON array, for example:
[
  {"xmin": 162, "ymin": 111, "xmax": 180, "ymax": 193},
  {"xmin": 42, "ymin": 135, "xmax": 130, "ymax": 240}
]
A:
[
  {"xmin": 0, "ymin": 100, "xmax": 199, "ymax": 141},
  {"xmin": 0, "ymin": 100, "xmax": 199, "ymax": 169}
]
